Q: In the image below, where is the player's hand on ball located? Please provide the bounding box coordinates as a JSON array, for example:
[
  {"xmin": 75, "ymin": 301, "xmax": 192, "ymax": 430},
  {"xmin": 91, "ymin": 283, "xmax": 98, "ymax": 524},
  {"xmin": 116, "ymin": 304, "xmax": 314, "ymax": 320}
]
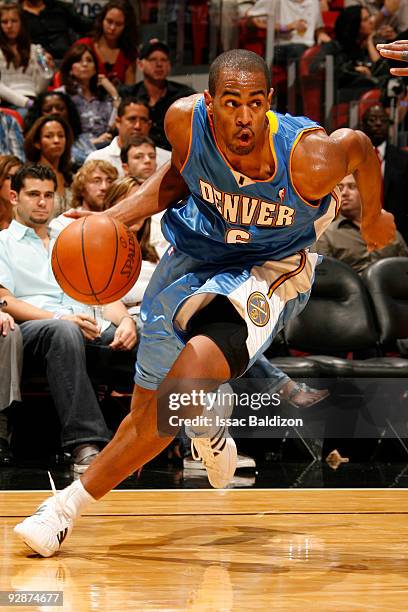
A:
[
  {"xmin": 61, "ymin": 313, "xmax": 101, "ymax": 340},
  {"xmin": 110, "ymin": 317, "xmax": 137, "ymax": 350},
  {"xmin": 361, "ymin": 210, "xmax": 396, "ymax": 252}
]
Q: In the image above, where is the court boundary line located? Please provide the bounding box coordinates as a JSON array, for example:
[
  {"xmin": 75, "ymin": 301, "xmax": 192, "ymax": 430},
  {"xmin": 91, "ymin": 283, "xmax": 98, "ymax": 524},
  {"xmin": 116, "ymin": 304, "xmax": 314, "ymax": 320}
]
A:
[{"xmin": 1, "ymin": 487, "xmax": 407, "ymax": 493}]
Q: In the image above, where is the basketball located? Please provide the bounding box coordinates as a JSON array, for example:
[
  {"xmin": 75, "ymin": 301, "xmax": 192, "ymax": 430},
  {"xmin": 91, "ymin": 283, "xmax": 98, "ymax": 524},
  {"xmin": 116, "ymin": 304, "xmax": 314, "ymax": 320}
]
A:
[{"xmin": 51, "ymin": 215, "xmax": 142, "ymax": 305}]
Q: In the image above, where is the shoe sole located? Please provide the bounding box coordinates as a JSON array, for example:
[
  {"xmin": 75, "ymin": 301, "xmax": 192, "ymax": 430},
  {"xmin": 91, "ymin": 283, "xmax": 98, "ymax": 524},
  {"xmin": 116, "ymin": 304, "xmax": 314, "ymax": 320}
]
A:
[{"xmin": 184, "ymin": 454, "xmax": 255, "ymax": 471}]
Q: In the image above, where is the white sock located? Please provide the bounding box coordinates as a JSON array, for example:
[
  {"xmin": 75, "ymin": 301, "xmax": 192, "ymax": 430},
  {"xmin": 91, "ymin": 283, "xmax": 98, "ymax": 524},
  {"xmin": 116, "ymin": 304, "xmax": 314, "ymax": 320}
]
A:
[{"xmin": 57, "ymin": 479, "xmax": 96, "ymax": 520}]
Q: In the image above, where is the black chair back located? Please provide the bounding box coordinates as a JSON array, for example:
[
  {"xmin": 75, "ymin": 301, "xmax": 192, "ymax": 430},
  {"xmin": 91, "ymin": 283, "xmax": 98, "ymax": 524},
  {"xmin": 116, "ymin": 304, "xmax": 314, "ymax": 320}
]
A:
[
  {"xmin": 362, "ymin": 257, "xmax": 408, "ymax": 352},
  {"xmin": 285, "ymin": 257, "xmax": 378, "ymax": 355}
]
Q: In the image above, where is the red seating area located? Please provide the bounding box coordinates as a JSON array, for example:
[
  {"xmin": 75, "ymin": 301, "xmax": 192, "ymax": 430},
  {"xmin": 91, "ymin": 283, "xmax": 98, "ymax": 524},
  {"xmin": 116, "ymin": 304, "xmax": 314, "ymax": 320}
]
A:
[
  {"xmin": 322, "ymin": 10, "xmax": 340, "ymax": 38},
  {"xmin": 299, "ymin": 46, "xmax": 325, "ymax": 123}
]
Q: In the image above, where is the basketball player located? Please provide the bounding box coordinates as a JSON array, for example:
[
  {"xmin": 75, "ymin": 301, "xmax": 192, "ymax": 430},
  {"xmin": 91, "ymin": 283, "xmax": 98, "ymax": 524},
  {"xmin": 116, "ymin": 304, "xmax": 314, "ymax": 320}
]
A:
[
  {"xmin": 15, "ymin": 50, "xmax": 396, "ymax": 557},
  {"xmin": 377, "ymin": 40, "xmax": 408, "ymax": 76}
]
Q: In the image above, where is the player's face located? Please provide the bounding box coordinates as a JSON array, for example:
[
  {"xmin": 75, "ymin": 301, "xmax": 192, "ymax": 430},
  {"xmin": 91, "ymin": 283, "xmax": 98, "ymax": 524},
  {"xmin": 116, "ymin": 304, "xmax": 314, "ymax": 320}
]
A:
[
  {"xmin": 116, "ymin": 104, "xmax": 152, "ymax": 142},
  {"xmin": 82, "ymin": 169, "xmax": 115, "ymax": 211},
  {"xmin": 10, "ymin": 178, "xmax": 55, "ymax": 227},
  {"xmin": 124, "ymin": 144, "xmax": 157, "ymax": 180},
  {"xmin": 338, "ymin": 175, "xmax": 361, "ymax": 221},
  {"xmin": 205, "ymin": 69, "xmax": 273, "ymax": 156}
]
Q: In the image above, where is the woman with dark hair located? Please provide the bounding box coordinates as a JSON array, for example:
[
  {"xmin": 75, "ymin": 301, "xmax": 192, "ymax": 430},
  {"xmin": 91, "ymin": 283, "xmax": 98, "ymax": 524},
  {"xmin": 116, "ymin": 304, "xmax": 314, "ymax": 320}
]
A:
[
  {"xmin": 75, "ymin": 0, "xmax": 138, "ymax": 86},
  {"xmin": 58, "ymin": 44, "xmax": 119, "ymax": 146},
  {"xmin": 0, "ymin": 1, "xmax": 53, "ymax": 112},
  {"xmin": 24, "ymin": 115, "xmax": 73, "ymax": 214},
  {"xmin": 24, "ymin": 91, "xmax": 81, "ymax": 139},
  {"xmin": 316, "ymin": 5, "xmax": 389, "ymax": 100},
  {"xmin": 0, "ymin": 154, "xmax": 22, "ymax": 229},
  {"xmin": 24, "ymin": 90, "xmax": 108, "ymax": 167}
]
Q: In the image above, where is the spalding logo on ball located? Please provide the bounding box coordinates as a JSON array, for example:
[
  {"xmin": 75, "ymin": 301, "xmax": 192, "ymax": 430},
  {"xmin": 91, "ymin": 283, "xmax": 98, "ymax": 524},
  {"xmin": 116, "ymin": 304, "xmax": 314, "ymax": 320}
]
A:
[{"xmin": 51, "ymin": 215, "xmax": 142, "ymax": 305}]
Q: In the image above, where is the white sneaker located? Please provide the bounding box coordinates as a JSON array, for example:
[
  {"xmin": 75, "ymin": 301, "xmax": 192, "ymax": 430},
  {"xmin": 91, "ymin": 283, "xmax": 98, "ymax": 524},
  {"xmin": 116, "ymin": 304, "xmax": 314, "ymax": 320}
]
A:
[
  {"xmin": 191, "ymin": 431, "xmax": 237, "ymax": 489},
  {"xmin": 184, "ymin": 452, "xmax": 256, "ymax": 470},
  {"xmin": 14, "ymin": 474, "xmax": 73, "ymax": 557}
]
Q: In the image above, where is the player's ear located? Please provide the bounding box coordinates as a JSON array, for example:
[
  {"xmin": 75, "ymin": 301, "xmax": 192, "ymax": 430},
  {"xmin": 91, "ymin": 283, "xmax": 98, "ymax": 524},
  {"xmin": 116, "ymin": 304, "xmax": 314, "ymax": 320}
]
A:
[
  {"xmin": 267, "ymin": 88, "xmax": 274, "ymax": 108},
  {"xmin": 204, "ymin": 90, "xmax": 213, "ymax": 115}
]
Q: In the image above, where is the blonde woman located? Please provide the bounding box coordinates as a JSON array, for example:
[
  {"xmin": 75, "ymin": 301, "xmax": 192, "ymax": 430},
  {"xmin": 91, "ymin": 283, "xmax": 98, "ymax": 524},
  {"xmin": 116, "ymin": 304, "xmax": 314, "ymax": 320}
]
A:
[{"xmin": 104, "ymin": 176, "xmax": 159, "ymax": 318}]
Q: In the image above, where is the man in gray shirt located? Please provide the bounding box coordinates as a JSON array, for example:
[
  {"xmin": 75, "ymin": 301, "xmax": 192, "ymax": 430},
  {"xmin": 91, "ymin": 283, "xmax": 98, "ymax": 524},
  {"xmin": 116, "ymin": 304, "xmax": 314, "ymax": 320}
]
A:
[{"xmin": 314, "ymin": 173, "xmax": 408, "ymax": 273}]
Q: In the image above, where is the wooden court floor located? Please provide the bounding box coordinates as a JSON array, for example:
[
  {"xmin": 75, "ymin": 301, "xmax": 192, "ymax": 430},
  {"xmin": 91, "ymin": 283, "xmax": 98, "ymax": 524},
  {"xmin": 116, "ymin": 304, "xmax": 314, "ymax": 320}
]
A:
[{"xmin": 1, "ymin": 489, "xmax": 408, "ymax": 611}]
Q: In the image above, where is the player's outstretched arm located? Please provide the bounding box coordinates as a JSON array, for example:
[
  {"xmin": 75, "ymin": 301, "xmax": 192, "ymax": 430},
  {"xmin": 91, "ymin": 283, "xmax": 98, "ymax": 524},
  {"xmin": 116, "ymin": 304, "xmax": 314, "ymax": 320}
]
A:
[
  {"xmin": 292, "ymin": 128, "xmax": 396, "ymax": 251},
  {"xmin": 103, "ymin": 95, "xmax": 200, "ymax": 227},
  {"xmin": 377, "ymin": 40, "xmax": 408, "ymax": 76}
]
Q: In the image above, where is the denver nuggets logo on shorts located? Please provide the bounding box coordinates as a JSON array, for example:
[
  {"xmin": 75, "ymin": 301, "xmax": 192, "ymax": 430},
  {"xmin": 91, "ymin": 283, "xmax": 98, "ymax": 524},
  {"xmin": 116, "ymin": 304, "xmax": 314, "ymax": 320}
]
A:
[{"xmin": 247, "ymin": 292, "xmax": 270, "ymax": 327}]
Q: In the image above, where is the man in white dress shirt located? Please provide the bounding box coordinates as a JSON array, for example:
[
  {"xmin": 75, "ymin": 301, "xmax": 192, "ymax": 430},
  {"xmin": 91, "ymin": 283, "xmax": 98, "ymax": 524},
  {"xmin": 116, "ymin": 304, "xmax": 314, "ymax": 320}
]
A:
[{"xmin": 85, "ymin": 98, "xmax": 171, "ymax": 175}]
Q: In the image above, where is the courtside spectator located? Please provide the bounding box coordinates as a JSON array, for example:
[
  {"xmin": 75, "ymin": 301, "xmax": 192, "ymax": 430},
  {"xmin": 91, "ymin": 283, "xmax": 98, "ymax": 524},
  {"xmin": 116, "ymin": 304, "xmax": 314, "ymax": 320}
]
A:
[
  {"xmin": 246, "ymin": 0, "xmax": 331, "ymax": 62},
  {"xmin": 0, "ymin": 155, "xmax": 22, "ymax": 229},
  {"xmin": 120, "ymin": 135, "xmax": 156, "ymax": 181},
  {"xmin": 58, "ymin": 44, "xmax": 119, "ymax": 147},
  {"xmin": 24, "ymin": 91, "xmax": 97, "ymax": 167},
  {"xmin": 21, "ymin": 0, "xmax": 92, "ymax": 60},
  {"xmin": 0, "ymin": 163, "xmax": 136, "ymax": 472},
  {"xmin": 50, "ymin": 159, "xmax": 118, "ymax": 233},
  {"xmin": 76, "ymin": 0, "xmax": 138, "ymax": 86},
  {"xmin": 24, "ymin": 115, "xmax": 73, "ymax": 214},
  {"xmin": 314, "ymin": 6, "xmax": 389, "ymax": 100},
  {"xmin": 345, "ymin": 0, "xmax": 408, "ymax": 37},
  {"xmin": 361, "ymin": 103, "xmax": 408, "ymax": 242},
  {"xmin": 313, "ymin": 173, "xmax": 408, "ymax": 272},
  {"xmin": 0, "ymin": 2, "xmax": 52, "ymax": 113},
  {"xmin": 120, "ymin": 40, "xmax": 195, "ymax": 150},
  {"xmin": 120, "ymin": 135, "xmax": 168, "ymax": 257},
  {"xmin": 85, "ymin": 97, "xmax": 170, "ymax": 175},
  {"xmin": 0, "ymin": 310, "xmax": 22, "ymax": 465}
]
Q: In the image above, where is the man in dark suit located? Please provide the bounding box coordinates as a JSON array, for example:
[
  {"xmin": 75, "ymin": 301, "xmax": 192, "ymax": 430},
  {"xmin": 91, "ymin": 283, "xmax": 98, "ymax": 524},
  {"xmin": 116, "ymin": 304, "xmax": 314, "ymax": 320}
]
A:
[{"xmin": 361, "ymin": 104, "xmax": 408, "ymax": 243}]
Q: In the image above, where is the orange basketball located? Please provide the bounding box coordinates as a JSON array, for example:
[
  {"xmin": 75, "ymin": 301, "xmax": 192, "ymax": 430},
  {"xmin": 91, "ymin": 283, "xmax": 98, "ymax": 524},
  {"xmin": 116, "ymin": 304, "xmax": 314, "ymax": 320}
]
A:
[{"xmin": 51, "ymin": 215, "xmax": 142, "ymax": 305}]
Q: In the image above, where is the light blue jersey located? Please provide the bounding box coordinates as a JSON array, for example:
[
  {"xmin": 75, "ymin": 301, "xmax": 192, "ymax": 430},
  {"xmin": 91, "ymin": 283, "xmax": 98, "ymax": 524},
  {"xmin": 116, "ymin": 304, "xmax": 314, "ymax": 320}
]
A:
[
  {"xmin": 135, "ymin": 99, "xmax": 340, "ymax": 390},
  {"xmin": 162, "ymin": 96, "xmax": 339, "ymax": 266}
]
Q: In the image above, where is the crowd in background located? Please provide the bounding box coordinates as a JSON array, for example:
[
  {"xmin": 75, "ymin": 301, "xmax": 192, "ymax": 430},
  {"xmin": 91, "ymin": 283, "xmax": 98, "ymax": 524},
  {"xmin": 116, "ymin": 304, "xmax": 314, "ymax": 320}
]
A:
[{"xmin": 1, "ymin": 0, "xmax": 408, "ymax": 470}]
